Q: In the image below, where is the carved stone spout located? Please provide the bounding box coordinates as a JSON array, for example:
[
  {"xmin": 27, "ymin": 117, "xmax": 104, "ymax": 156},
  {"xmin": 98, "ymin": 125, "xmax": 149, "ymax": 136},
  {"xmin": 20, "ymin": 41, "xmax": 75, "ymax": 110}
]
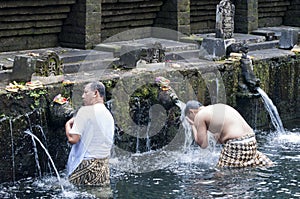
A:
[{"xmin": 238, "ymin": 46, "xmax": 260, "ymax": 94}]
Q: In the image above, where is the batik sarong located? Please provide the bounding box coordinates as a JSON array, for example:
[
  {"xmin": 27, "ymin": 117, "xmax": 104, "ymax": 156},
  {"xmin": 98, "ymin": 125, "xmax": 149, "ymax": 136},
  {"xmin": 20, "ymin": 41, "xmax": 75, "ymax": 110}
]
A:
[
  {"xmin": 217, "ymin": 132, "xmax": 273, "ymax": 168},
  {"xmin": 69, "ymin": 158, "xmax": 110, "ymax": 186}
]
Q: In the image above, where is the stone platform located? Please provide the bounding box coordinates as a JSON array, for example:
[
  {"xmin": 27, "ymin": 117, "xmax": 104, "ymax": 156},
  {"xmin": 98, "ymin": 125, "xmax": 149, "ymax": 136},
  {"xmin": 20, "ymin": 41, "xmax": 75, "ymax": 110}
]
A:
[{"xmin": 0, "ymin": 26, "xmax": 298, "ymax": 90}]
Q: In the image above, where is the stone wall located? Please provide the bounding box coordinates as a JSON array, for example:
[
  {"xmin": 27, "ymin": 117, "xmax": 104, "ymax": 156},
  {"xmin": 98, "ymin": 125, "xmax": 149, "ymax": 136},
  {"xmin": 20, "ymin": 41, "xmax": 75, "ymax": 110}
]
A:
[
  {"xmin": 0, "ymin": 0, "xmax": 76, "ymax": 52},
  {"xmin": 101, "ymin": 0, "xmax": 164, "ymax": 41},
  {"xmin": 59, "ymin": 0, "xmax": 102, "ymax": 49},
  {"xmin": 190, "ymin": 0, "xmax": 219, "ymax": 34},
  {"xmin": 284, "ymin": 0, "xmax": 300, "ymax": 26},
  {"xmin": 0, "ymin": 0, "xmax": 300, "ymax": 52},
  {"xmin": 258, "ymin": 0, "xmax": 290, "ymax": 27},
  {"xmin": 155, "ymin": 0, "xmax": 190, "ymax": 36},
  {"xmin": 234, "ymin": 0, "xmax": 258, "ymax": 34}
]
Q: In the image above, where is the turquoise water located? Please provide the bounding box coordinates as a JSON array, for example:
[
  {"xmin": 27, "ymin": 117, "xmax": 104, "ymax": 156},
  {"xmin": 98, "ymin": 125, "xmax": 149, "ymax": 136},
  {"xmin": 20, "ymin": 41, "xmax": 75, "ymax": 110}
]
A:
[{"xmin": 1, "ymin": 126, "xmax": 300, "ymax": 198}]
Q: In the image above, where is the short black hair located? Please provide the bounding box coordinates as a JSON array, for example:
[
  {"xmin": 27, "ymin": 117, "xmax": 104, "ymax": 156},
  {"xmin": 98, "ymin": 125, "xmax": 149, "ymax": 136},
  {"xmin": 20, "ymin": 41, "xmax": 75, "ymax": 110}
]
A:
[
  {"xmin": 184, "ymin": 100, "xmax": 203, "ymax": 116},
  {"xmin": 89, "ymin": 81, "xmax": 106, "ymax": 99}
]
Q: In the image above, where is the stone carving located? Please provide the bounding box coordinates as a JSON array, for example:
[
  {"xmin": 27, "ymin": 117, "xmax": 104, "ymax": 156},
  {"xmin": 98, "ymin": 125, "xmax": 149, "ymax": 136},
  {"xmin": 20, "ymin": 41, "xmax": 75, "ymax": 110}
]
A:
[
  {"xmin": 140, "ymin": 42, "xmax": 165, "ymax": 64},
  {"xmin": 216, "ymin": 0, "xmax": 235, "ymax": 39},
  {"xmin": 11, "ymin": 50, "xmax": 63, "ymax": 82},
  {"xmin": 35, "ymin": 51, "xmax": 63, "ymax": 77},
  {"xmin": 119, "ymin": 42, "xmax": 165, "ymax": 68},
  {"xmin": 238, "ymin": 46, "xmax": 260, "ymax": 93}
]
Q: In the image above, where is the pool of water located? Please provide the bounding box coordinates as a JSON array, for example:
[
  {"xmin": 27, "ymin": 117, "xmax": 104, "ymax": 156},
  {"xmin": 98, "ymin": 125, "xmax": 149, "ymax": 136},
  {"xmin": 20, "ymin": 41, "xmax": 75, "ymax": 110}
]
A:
[{"xmin": 1, "ymin": 127, "xmax": 300, "ymax": 198}]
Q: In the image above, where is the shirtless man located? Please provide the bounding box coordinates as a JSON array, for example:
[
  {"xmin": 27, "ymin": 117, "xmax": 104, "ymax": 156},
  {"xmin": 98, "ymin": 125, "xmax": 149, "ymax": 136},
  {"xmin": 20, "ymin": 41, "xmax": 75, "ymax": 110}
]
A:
[{"xmin": 185, "ymin": 100, "xmax": 273, "ymax": 168}]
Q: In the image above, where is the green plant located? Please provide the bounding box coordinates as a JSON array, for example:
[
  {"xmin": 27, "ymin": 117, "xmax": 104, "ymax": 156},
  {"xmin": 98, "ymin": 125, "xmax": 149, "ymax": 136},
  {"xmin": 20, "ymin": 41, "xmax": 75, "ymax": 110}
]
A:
[{"xmin": 28, "ymin": 89, "xmax": 47, "ymax": 108}]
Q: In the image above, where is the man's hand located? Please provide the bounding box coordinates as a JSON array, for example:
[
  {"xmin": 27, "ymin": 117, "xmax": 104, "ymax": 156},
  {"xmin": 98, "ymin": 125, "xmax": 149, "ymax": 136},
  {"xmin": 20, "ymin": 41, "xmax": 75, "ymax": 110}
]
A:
[
  {"xmin": 185, "ymin": 116, "xmax": 194, "ymax": 126},
  {"xmin": 66, "ymin": 117, "xmax": 74, "ymax": 129},
  {"xmin": 65, "ymin": 117, "xmax": 80, "ymax": 144}
]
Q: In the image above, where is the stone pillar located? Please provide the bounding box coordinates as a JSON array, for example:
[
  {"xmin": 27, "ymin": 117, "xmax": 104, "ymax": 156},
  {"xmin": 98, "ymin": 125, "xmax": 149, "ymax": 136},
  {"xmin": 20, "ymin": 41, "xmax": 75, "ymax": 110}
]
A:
[
  {"xmin": 154, "ymin": 0, "xmax": 191, "ymax": 36},
  {"xmin": 59, "ymin": 0, "xmax": 101, "ymax": 49},
  {"xmin": 234, "ymin": 0, "xmax": 258, "ymax": 34}
]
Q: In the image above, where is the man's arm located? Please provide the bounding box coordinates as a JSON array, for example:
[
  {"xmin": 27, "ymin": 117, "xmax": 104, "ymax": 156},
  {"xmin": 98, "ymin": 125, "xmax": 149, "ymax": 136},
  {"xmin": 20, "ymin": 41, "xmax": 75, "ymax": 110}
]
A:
[
  {"xmin": 65, "ymin": 118, "xmax": 81, "ymax": 144},
  {"xmin": 193, "ymin": 114, "xmax": 209, "ymax": 149}
]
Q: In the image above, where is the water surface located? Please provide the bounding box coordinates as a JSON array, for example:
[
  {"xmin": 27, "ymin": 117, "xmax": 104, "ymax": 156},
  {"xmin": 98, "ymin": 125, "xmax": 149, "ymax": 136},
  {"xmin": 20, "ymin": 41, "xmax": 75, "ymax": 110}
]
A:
[{"xmin": 1, "ymin": 127, "xmax": 300, "ymax": 199}]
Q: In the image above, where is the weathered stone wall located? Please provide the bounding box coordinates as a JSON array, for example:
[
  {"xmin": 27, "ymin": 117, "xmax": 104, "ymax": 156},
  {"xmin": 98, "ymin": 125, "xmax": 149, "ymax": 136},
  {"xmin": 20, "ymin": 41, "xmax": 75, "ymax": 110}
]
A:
[
  {"xmin": 258, "ymin": 0, "xmax": 290, "ymax": 27},
  {"xmin": 284, "ymin": 0, "xmax": 300, "ymax": 27},
  {"xmin": 190, "ymin": 0, "xmax": 219, "ymax": 34},
  {"xmin": 59, "ymin": 0, "xmax": 102, "ymax": 49},
  {"xmin": 155, "ymin": 0, "xmax": 190, "ymax": 36},
  {"xmin": 0, "ymin": 0, "xmax": 76, "ymax": 52},
  {"xmin": 1, "ymin": 0, "xmax": 299, "ymax": 52},
  {"xmin": 101, "ymin": 0, "xmax": 164, "ymax": 41},
  {"xmin": 233, "ymin": 0, "xmax": 258, "ymax": 34}
]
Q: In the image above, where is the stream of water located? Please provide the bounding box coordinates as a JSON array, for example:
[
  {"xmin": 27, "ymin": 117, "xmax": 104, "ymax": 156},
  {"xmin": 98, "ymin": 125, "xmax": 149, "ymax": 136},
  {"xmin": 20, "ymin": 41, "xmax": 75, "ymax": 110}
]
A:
[
  {"xmin": 24, "ymin": 130, "xmax": 64, "ymax": 192},
  {"xmin": 257, "ymin": 87, "xmax": 285, "ymax": 133}
]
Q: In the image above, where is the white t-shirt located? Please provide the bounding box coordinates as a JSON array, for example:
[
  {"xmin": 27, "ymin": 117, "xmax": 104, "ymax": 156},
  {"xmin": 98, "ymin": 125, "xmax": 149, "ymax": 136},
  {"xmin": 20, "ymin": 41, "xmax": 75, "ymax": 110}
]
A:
[{"xmin": 69, "ymin": 103, "xmax": 115, "ymax": 159}]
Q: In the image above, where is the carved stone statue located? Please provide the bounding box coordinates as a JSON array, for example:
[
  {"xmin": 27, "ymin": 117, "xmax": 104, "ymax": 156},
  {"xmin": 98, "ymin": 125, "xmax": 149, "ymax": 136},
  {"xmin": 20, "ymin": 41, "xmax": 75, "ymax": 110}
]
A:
[{"xmin": 216, "ymin": 0, "xmax": 235, "ymax": 39}]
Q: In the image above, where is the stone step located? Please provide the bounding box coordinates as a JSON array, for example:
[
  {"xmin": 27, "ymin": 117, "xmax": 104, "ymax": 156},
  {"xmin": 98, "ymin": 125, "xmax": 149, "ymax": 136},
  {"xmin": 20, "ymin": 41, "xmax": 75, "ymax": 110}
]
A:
[
  {"xmin": 63, "ymin": 58, "xmax": 118, "ymax": 74},
  {"xmin": 60, "ymin": 49, "xmax": 114, "ymax": 63},
  {"xmin": 165, "ymin": 49, "xmax": 201, "ymax": 60},
  {"xmin": 61, "ymin": 49, "xmax": 117, "ymax": 74},
  {"xmin": 251, "ymin": 30, "xmax": 276, "ymax": 41},
  {"xmin": 94, "ymin": 37, "xmax": 199, "ymax": 58},
  {"xmin": 248, "ymin": 40, "xmax": 279, "ymax": 51}
]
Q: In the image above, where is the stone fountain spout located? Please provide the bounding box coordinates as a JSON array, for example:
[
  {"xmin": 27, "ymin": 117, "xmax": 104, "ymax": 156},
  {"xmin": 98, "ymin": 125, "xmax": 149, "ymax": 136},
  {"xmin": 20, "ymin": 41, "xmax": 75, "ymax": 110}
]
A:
[{"xmin": 238, "ymin": 45, "xmax": 260, "ymax": 95}]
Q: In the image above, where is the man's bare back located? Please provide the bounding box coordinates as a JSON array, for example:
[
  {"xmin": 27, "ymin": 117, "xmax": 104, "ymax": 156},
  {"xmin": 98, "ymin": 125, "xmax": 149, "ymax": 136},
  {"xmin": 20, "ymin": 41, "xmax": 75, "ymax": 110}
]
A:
[
  {"xmin": 185, "ymin": 100, "xmax": 273, "ymax": 167},
  {"xmin": 195, "ymin": 104, "xmax": 253, "ymax": 144}
]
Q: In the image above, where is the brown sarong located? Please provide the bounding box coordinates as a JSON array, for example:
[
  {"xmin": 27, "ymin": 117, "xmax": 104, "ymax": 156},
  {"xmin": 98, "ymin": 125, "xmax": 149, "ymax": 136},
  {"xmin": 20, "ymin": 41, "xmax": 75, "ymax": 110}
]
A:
[
  {"xmin": 69, "ymin": 158, "xmax": 110, "ymax": 186},
  {"xmin": 217, "ymin": 133, "xmax": 273, "ymax": 168}
]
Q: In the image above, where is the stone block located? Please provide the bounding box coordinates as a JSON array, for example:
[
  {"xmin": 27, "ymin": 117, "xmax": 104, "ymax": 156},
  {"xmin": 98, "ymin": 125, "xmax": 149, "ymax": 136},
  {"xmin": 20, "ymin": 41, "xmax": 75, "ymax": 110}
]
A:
[
  {"xmin": 178, "ymin": 0, "xmax": 190, "ymax": 12},
  {"xmin": 200, "ymin": 37, "xmax": 235, "ymax": 60},
  {"xmin": 279, "ymin": 29, "xmax": 299, "ymax": 49},
  {"xmin": 251, "ymin": 30, "xmax": 275, "ymax": 41},
  {"xmin": 178, "ymin": 25, "xmax": 191, "ymax": 35},
  {"xmin": 178, "ymin": 12, "xmax": 190, "ymax": 25}
]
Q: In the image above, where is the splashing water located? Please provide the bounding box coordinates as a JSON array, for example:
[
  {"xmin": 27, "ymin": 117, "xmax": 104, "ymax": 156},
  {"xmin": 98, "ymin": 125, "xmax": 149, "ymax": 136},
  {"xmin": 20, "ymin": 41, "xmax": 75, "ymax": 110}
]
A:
[
  {"xmin": 175, "ymin": 100, "xmax": 193, "ymax": 149},
  {"xmin": 175, "ymin": 100, "xmax": 217, "ymax": 152},
  {"xmin": 24, "ymin": 130, "xmax": 65, "ymax": 192},
  {"xmin": 257, "ymin": 88, "xmax": 285, "ymax": 133}
]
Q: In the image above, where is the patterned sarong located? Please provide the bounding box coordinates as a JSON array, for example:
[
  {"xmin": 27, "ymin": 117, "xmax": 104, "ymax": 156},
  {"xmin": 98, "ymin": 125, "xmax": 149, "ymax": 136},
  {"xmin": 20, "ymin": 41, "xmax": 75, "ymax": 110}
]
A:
[
  {"xmin": 217, "ymin": 133, "xmax": 273, "ymax": 168},
  {"xmin": 69, "ymin": 158, "xmax": 110, "ymax": 186}
]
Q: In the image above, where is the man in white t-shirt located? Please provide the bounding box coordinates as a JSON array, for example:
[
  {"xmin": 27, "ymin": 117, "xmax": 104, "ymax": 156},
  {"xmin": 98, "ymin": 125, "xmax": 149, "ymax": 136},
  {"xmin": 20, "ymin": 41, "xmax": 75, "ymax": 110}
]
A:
[{"xmin": 65, "ymin": 81, "xmax": 115, "ymax": 186}]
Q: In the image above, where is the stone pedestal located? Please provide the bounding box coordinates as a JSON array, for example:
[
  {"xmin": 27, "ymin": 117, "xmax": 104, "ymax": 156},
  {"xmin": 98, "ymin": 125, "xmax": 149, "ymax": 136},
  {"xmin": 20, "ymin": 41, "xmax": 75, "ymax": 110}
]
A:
[
  {"xmin": 279, "ymin": 29, "xmax": 299, "ymax": 49},
  {"xmin": 200, "ymin": 37, "xmax": 235, "ymax": 60}
]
